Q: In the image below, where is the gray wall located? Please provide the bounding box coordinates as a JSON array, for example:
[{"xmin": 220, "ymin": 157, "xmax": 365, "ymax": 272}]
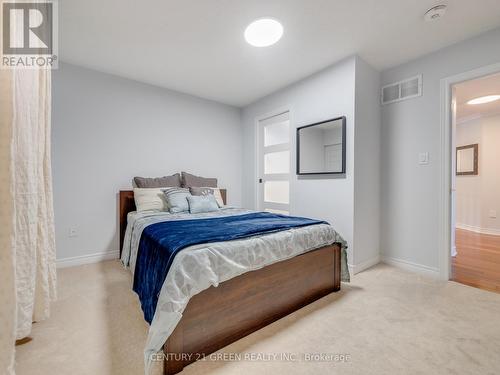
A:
[
  {"xmin": 353, "ymin": 57, "xmax": 381, "ymax": 267},
  {"xmin": 52, "ymin": 63, "xmax": 242, "ymax": 261},
  {"xmin": 381, "ymin": 27, "xmax": 500, "ymax": 270}
]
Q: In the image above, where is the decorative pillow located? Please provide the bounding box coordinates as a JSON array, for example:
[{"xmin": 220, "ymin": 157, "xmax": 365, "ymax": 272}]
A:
[
  {"xmin": 189, "ymin": 187, "xmax": 224, "ymax": 207},
  {"xmin": 133, "ymin": 188, "xmax": 169, "ymax": 212},
  {"xmin": 163, "ymin": 187, "xmax": 191, "ymax": 213},
  {"xmin": 181, "ymin": 172, "xmax": 217, "ymax": 188},
  {"xmin": 187, "ymin": 195, "xmax": 219, "ymax": 214},
  {"xmin": 134, "ymin": 173, "xmax": 181, "ymax": 188}
]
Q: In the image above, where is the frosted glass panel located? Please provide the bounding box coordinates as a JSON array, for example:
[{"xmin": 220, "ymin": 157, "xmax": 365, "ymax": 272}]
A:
[
  {"xmin": 264, "ymin": 151, "xmax": 290, "ymax": 174},
  {"xmin": 264, "ymin": 181, "xmax": 289, "ymax": 204},
  {"xmin": 265, "ymin": 208, "xmax": 289, "ymax": 215},
  {"xmin": 264, "ymin": 121, "xmax": 289, "ymax": 146}
]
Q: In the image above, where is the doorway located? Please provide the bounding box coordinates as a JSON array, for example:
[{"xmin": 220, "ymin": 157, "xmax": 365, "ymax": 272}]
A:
[
  {"xmin": 450, "ymin": 72, "xmax": 500, "ymax": 293},
  {"xmin": 257, "ymin": 111, "xmax": 291, "ymax": 215}
]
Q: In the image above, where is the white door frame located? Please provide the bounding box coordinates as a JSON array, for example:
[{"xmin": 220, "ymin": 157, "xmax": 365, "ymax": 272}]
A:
[
  {"xmin": 438, "ymin": 62, "xmax": 500, "ymax": 280},
  {"xmin": 254, "ymin": 106, "xmax": 293, "ymax": 212}
]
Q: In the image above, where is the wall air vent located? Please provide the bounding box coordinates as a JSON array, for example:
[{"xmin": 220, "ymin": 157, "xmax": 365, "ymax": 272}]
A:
[{"xmin": 381, "ymin": 74, "xmax": 422, "ymax": 105}]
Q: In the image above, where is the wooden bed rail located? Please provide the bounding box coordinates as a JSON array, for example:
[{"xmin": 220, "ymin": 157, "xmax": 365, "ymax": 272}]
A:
[{"xmin": 163, "ymin": 243, "xmax": 341, "ymax": 374}]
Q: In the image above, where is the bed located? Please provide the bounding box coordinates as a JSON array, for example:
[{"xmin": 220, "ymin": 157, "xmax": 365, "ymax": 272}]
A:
[{"xmin": 119, "ymin": 189, "xmax": 349, "ymax": 374}]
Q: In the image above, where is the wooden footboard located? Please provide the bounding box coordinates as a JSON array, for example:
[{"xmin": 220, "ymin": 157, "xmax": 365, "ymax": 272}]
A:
[{"xmin": 163, "ymin": 243, "xmax": 341, "ymax": 374}]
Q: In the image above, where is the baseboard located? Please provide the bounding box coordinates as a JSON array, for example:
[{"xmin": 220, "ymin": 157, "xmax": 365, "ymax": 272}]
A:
[
  {"xmin": 381, "ymin": 255, "xmax": 439, "ymax": 278},
  {"xmin": 348, "ymin": 254, "xmax": 381, "ymax": 275},
  {"xmin": 456, "ymin": 223, "xmax": 500, "ymax": 236},
  {"xmin": 57, "ymin": 250, "xmax": 120, "ymax": 268}
]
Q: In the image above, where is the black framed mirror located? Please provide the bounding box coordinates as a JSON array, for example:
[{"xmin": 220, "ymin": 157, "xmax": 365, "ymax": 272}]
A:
[{"xmin": 296, "ymin": 116, "xmax": 346, "ymax": 175}]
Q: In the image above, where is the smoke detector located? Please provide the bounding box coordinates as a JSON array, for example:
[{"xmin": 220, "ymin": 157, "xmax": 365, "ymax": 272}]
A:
[{"xmin": 424, "ymin": 5, "xmax": 447, "ymax": 22}]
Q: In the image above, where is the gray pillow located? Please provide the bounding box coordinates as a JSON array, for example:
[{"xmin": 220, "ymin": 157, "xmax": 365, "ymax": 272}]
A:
[
  {"xmin": 163, "ymin": 187, "xmax": 191, "ymax": 213},
  {"xmin": 187, "ymin": 195, "xmax": 219, "ymax": 214},
  {"xmin": 134, "ymin": 174, "xmax": 181, "ymax": 188},
  {"xmin": 181, "ymin": 172, "xmax": 217, "ymax": 188}
]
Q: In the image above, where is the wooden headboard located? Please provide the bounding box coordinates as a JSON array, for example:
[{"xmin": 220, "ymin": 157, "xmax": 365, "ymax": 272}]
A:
[{"xmin": 119, "ymin": 189, "xmax": 227, "ymax": 254}]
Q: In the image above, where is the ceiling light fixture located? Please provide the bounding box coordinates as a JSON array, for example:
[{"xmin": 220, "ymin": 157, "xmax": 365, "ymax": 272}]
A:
[
  {"xmin": 467, "ymin": 95, "xmax": 500, "ymax": 105},
  {"xmin": 424, "ymin": 5, "xmax": 447, "ymax": 22},
  {"xmin": 244, "ymin": 18, "xmax": 283, "ymax": 47}
]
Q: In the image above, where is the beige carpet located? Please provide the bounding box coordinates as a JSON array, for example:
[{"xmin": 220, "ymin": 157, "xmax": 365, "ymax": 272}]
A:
[{"xmin": 15, "ymin": 261, "xmax": 500, "ymax": 375}]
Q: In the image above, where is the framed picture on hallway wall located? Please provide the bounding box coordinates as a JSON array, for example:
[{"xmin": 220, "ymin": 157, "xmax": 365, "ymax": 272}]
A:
[{"xmin": 456, "ymin": 144, "xmax": 479, "ymax": 176}]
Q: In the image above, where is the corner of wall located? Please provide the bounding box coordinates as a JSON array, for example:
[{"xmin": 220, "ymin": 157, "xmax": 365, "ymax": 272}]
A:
[{"xmin": 352, "ymin": 57, "xmax": 382, "ymax": 268}]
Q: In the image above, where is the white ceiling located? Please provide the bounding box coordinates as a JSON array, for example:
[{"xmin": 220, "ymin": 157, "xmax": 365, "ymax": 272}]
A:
[
  {"xmin": 60, "ymin": 0, "xmax": 500, "ymax": 107},
  {"xmin": 455, "ymin": 72, "xmax": 500, "ymax": 122}
]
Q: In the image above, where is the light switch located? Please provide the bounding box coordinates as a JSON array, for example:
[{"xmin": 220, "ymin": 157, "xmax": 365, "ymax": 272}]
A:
[
  {"xmin": 489, "ymin": 210, "xmax": 497, "ymax": 219},
  {"xmin": 419, "ymin": 152, "xmax": 429, "ymax": 165}
]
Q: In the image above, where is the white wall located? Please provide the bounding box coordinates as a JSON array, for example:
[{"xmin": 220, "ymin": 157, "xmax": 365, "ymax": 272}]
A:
[
  {"xmin": 381, "ymin": 27, "xmax": 500, "ymax": 271},
  {"xmin": 456, "ymin": 115, "xmax": 500, "ymax": 234},
  {"xmin": 242, "ymin": 57, "xmax": 356, "ymax": 264},
  {"xmin": 54, "ymin": 56, "xmax": 382, "ymax": 270},
  {"xmin": 52, "ymin": 63, "xmax": 242, "ymax": 262},
  {"xmin": 242, "ymin": 56, "xmax": 381, "ymax": 271}
]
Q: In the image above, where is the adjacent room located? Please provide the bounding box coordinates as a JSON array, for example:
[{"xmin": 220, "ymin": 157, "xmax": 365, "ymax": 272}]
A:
[
  {"xmin": 452, "ymin": 72, "xmax": 500, "ymax": 292},
  {"xmin": 1, "ymin": 1, "xmax": 500, "ymax": 375}
]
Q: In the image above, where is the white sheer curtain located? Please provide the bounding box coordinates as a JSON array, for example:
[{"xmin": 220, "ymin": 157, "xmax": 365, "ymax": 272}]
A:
[
  {"xmin": 0, "ymin": 66, "xmax": 17, "ymax": 375},
  {"xmin": 0, "ymin": 66, "xmax": 56, "ymax": 373}
]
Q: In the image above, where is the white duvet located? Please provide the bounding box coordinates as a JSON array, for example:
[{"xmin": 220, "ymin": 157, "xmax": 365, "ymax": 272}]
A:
[{"xmin": 120, "ymin": 208, "xmax": 348, "ymax": 375}]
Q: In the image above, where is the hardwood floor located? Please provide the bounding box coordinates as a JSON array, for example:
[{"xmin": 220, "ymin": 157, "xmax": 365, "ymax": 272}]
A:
[{"xmin": 452, "ymin": 228, "xmax": 500, "ymax": 293}]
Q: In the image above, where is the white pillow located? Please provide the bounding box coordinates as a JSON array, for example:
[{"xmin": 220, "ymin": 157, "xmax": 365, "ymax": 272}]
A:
[{"xmin": 133, "ymin": 188, "xmax": 168, "ymax": 212}]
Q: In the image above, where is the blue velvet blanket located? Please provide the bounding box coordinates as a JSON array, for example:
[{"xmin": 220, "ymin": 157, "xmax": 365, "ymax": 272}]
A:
[{"xmin": 133, "ymin": 212, "xmax": 327, "ymax": 323}]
